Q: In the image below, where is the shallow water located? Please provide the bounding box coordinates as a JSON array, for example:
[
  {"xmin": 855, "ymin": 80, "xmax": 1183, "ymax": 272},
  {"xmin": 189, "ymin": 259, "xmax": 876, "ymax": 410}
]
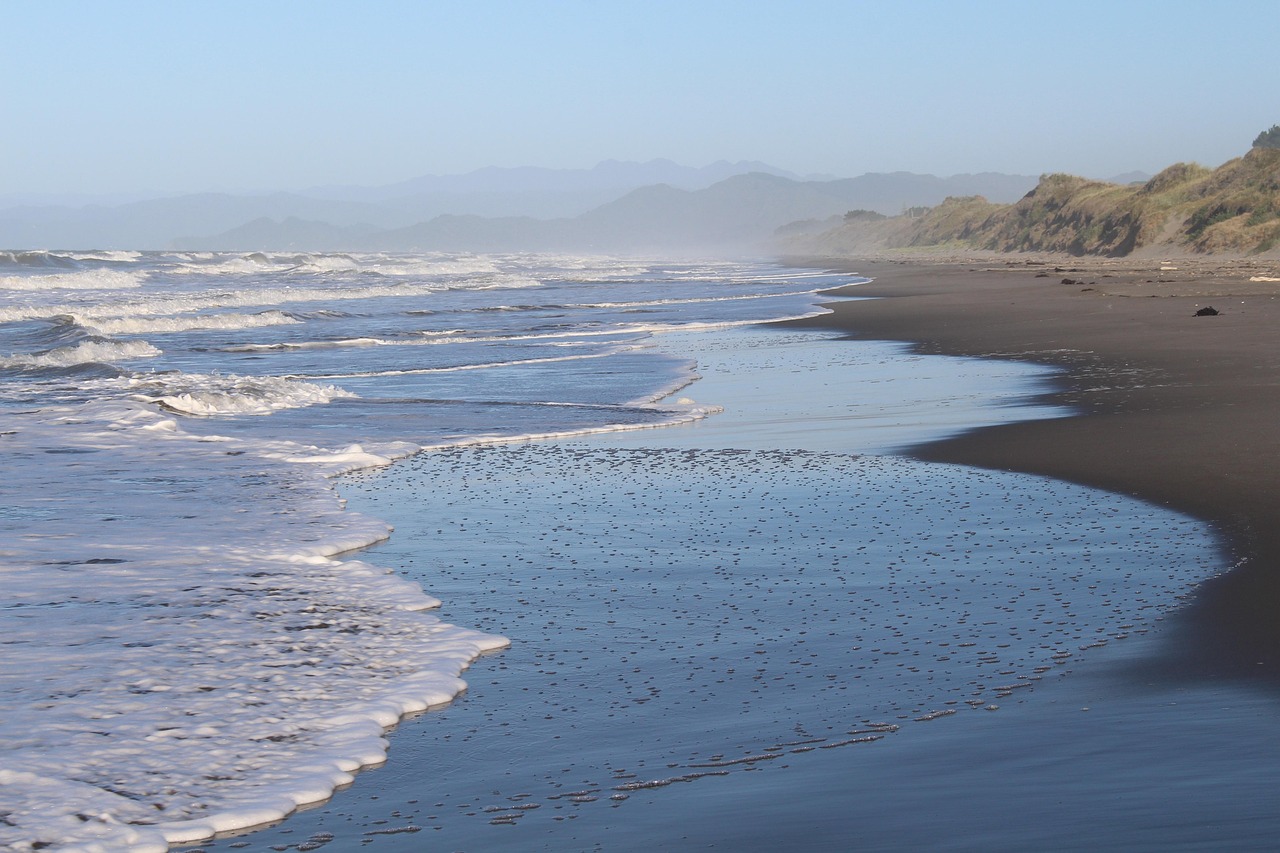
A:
[
  {"xmin": 183, "ymin": 324, "xmax": 1270, "ymax": 853},
  {"xmin": 4, "ymin": 252, "xmax": 857, "ymax": 849}
]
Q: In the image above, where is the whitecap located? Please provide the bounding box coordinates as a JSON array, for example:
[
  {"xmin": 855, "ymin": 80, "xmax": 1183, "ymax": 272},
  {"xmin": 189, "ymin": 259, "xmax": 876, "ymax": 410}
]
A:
[
  {"xmin": 0, "ymin": 339, "xmax": 161, "ymax": 369},
  {"xmin": 77, "ymin": 310, "xmax": 301, "ymax": 336},
  {"xmin": 0, "ymin": 269, "xmax": 145, "ymax": 291}
]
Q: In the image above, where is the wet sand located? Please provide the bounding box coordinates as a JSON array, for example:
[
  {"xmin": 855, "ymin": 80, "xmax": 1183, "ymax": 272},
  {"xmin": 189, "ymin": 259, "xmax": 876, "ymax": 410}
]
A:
[{"xmin": 785, "ymin": 254, "xmax": 1280, "ymax": 679}]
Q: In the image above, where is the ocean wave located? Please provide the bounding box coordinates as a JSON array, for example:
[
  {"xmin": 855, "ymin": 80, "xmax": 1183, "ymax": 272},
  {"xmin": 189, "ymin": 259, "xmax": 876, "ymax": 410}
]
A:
[
  {"xmin": 0, "ymin": 339, "xmax": 161, "ymax": 369},
  {"xmin": 67, "ymin": 250, "xmax": 146, "ymax": 263},
  {"xmin": 559, "ymin": 289, "xmax": 817, "ymax": 310},
  {"xmin": 4, "ymin": 315, "xmax": 97, "ymax": 351},
  {"xmin": 0, "ymin": 269, "xmax": 145, "ymax": 291},
  {"xmin": 162, "ymin": 253, "xmax": 309, "ymax": 276},
  {"xmin": 0, "ymin": 402, "xmax": 503, "ymax": 850},
  {"xmin": 76, "ymin": 310, "xmax": 302, "ymax": 336},
  {"xmin": 283, "ymin": 252, "xmax": 507, "ymax": 279},
  {"xmin": 218, "ymin": 314, "xmax": 808, "ymax": 357},
  {"xmin": 162, "ymin": 251, "xmax": 509, "ymax": 281},
  {"xmin": 0, "ymin": 281, "xmax": 451, "ymax": 326},
  {"xmin": 414, "ymin": 288, "xmax": 818, "ymax": 317},
  {"xmin": 223, "ymin": 336, "xmax": 391, "ymax": 353},
  {"xmin": 0, "ymin": 250, "xmax": 83, "ymax": 270},
  {"xmin": 125, "ymin": 373, "xmax": 358, "ymax": 417},
  {"xmin": 0, "ymin": 255, "xmax": 849, "ymax": 850},
  {"xmin": 311, "ymin": 348, "xmax": 633, "ymax": 379}
]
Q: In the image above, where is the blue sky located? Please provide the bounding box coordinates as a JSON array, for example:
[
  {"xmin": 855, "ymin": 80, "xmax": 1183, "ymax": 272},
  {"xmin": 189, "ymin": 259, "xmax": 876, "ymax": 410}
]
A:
[{"xmin": 4, "ymin": 0, "xmax": 1278, "ymax": 196}]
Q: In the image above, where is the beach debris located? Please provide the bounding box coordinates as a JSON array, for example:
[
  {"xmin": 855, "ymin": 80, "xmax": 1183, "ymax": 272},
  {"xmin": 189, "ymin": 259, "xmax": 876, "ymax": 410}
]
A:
[{"xmin": 1194, "ymin": 306, "xmax": 1220, "ymax": 316}]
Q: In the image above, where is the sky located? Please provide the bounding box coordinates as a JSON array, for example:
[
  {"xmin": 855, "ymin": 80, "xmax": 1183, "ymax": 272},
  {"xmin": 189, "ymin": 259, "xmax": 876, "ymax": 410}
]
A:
[{"xmin": 3, "ymin": 0, "xmax": 1279, "ymax": 198}]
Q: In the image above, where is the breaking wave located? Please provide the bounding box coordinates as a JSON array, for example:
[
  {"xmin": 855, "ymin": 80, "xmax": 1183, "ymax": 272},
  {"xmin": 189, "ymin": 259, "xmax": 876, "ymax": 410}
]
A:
[{"xmin": 0, "ymin": 339, "xmax": 161, "ymax": 369}]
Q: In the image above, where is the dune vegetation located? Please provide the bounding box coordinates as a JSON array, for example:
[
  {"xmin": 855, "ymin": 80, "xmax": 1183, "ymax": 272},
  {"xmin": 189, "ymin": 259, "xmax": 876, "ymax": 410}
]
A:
[{"xmin": 793, "ymin": 139, "xmax": 1280, "ymax": 257}]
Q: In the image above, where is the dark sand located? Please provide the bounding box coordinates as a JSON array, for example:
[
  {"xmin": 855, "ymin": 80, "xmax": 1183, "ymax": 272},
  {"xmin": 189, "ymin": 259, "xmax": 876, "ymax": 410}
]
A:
[{"xmin": 786, "ymin": 255, "xmax": 1280, "ymax": 681}]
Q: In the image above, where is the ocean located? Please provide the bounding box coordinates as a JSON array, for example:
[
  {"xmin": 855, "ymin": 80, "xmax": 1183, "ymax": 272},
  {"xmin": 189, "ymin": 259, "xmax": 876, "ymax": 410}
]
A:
[{"xmin": 0, "ymin": 251, "xmax": 1239, "ymax": 851}]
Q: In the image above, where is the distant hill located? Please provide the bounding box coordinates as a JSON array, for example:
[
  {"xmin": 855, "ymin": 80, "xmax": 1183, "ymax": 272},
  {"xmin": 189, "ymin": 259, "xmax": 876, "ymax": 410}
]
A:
[
  {"xmin": 175, "ymin": 171, "xmax": 1039, "ymax": 255},
  {"xmin": 1, "ymin": 193, "xmax": 411, "ymax": 251},
  {"xmin": 297, "ymin": 159, "xmax": 819, "ymax": 226},
  {"xmin": 183, "ymin": 217, "xmax": 385, "ymax": 252},
  {"xmin": 300, "ymin": 158, "xmax": 810, "ymax": 201},
  {"xmin": 1, "ymin": 163, "xmax": 1038, "ymax": 253},
  {"xmin": 787, "ymin": 147, "xmax": 1280, "ymax": 258}
]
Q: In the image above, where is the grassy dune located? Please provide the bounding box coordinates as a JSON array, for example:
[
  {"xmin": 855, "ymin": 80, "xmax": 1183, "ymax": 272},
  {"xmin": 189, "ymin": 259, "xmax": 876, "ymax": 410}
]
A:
[{"xmin": 794, "ymin": 146, "xmax": 1280, "ymax": 257}]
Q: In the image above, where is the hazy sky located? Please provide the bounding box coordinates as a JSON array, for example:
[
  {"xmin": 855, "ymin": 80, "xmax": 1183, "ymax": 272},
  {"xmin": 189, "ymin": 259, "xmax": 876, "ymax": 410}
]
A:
[{"xmin": 5, "ymin": 0, "xmax": 1278, "ymax": 196}]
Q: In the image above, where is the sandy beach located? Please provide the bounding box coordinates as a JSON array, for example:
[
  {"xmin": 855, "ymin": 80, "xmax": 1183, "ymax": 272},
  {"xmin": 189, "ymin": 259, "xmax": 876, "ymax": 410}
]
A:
[{"xmin": 787, "ymin": 254, "xmax": 1280, "ymax": 680}]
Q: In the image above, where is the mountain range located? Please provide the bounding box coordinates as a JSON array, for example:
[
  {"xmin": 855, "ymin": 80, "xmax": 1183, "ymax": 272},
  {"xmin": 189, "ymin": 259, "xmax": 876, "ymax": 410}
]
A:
[{"xmin": 0, "ymin": 160, "xmax": 1047, "ymax": 254}]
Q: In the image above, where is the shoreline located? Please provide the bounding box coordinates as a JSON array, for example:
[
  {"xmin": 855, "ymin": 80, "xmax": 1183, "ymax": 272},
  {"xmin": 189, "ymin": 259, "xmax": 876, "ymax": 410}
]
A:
[
  {"xmin": 180, "ymin": 260, "xmax": 1277, "ymax": 852},
  {"xmin": 782, "ymin": 253, "xmax": 1280, "ymax": 681}
]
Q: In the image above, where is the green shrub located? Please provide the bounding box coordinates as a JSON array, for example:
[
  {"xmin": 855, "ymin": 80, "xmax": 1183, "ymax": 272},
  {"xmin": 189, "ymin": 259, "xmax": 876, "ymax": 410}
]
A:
[{"xmin": 1253, "ymin": 125, "xmax": 1280, "ymax": 149}]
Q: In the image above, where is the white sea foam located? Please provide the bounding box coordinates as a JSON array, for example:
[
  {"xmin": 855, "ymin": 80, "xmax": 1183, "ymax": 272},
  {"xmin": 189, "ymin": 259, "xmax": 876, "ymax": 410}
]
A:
[
  {"xmin": 310, "ymin": 348, "xmax": 634, "ymax": 379},
  {"xmin": 290, "ymin": 254, "xmax": 506, "ymax": 279},
  {"xmin": 0, "ymin": 338, "xmax": 161, "ymax": 368},
  {"xmin": 225, "ymin": 336, "xmax": 392, "ymax": 353},
  {"xmin": 0, "ymin": 282, "xmax": 445, "ymax": 325},
  {"xmin": 163, "ymin": 252, "xmax": 508, "ymax": 281},
  {"xmin": 0, "ymin": 269, "xmax": 146, "ymax": 291},
  {"xmin": 125, "ymin": 373, "xmax": 358, "ymax": 417},
  {"xmin": 0, "ymin": 400, "xmax": 506, "ymax": 850},
  {"xmin": 69, "ymin": 250, "xmax": 145, "ymax": 263},
  {"xmin": 558, "ymin": 288, "xmax": 817, "ymax": 310},
  {"xmin": 76, "ymin": 310, "xmax": 301, "ymax": 336},
  {"xmin": 0, "ymin": 253, "xmax": 863, "ymax": 850},
  {"xmin": 163, "ymin": 254, "xmax": 299, "ymax": 276},
  {"xmin": 224, "ymin": 313, "xmax": 826, "ymax": 357},
  {"xmin": 67, "ymin": 281, "xmax": 448, "ymax": 320},
  {"xmin": 412, "ymin": 399, "xmax": 726, "ymax": 451}
]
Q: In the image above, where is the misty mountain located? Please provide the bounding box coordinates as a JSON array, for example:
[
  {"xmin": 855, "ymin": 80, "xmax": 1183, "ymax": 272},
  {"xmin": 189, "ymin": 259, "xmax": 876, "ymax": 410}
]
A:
[
  {"xmin": 324, "ymin": 171, "xmax": 1040, "ymax": 255},
  {"xmin": 373, "ymin": 188, "xmax": 630, "ymax": 223},
  {"xmin": 0, "ymin": 193, "xmax": 411, "ymax": 251},
  {"xmin": 1, "ymin": 160, "xmax": 812, "ymax": 250},
  {"xmin": 301, "ymin": 158, "xmax": 811, "ymax": 202},
  {"xmin": 179, "ymin": 217, "xmax": 386, "ymax": 252},
  {"xmin": 3, "ymin": 163, "xmax": 1041, "ymax": 253},
  {"xmin": 569, "ymin": 172, "xmax": 867, "ymax": 251}
]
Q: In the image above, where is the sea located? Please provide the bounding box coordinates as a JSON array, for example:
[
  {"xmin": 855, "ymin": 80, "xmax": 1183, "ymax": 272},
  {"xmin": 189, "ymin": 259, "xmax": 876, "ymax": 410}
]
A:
[{"xmin": 0, "ymin": 250, "xmax": 1256, "ymax": 852}]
